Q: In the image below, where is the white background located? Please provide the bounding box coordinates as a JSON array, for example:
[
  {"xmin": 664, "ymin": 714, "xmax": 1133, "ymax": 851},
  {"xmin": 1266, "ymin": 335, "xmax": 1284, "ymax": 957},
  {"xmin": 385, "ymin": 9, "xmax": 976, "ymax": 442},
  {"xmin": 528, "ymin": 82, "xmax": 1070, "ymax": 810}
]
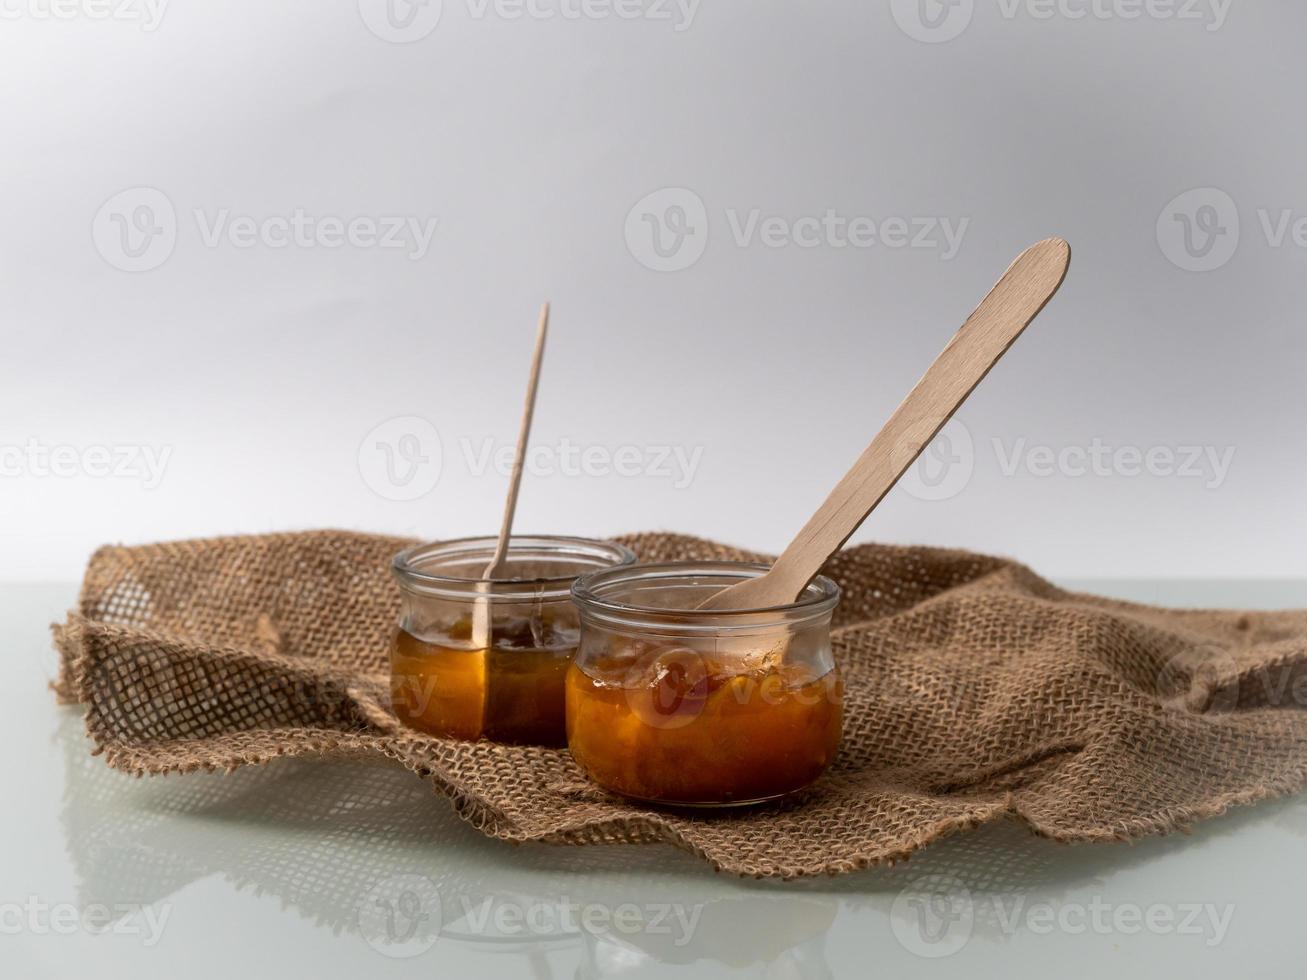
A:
[{"xmin": 3, "ymin": 0, "xmax": 1304, "ymax": 582}]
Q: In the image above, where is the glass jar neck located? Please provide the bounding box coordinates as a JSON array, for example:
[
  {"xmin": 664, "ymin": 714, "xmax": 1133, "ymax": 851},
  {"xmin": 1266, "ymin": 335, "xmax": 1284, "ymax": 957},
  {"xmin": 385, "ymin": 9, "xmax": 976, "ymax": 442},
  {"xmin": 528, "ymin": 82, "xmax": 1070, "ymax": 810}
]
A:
[
  {"xmin": 571, "ymin": 561, "xmax": 840, "ymax": 636},
  {"xmin": 393, "ymin": 535, "xmax": 636, "ymax": 603}
]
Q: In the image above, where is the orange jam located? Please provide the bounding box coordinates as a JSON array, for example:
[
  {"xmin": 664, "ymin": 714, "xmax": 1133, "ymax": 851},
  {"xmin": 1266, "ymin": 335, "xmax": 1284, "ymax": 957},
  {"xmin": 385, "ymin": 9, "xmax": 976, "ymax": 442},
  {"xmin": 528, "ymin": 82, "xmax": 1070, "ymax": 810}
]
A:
[
  {"xmin": 390, "ymin": 612, "xmax": 576, "ymax": 746},
  {"xmin": 565, "ymin": 640, "xmax": 843, "ymax": 805}
]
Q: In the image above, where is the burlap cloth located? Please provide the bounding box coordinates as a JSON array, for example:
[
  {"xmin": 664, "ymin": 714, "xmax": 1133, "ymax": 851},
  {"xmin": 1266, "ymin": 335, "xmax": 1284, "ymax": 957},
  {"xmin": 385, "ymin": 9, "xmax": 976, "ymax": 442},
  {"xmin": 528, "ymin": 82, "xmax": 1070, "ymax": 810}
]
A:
[{"xmin": 51, "ymin": 530, "xmax": 1307, "ymax": 879}]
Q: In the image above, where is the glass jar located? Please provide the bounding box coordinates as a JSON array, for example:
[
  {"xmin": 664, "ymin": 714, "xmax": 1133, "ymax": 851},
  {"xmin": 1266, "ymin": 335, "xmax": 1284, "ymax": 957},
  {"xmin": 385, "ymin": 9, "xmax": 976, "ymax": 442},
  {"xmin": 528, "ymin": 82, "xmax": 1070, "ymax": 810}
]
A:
[
  {"xmin": 390, "ymin": 535, "xmax": 636, "ymax": 746},
  {"xmin": 567, "ymin": 562, "xmax": 843, "ymax": 806}
]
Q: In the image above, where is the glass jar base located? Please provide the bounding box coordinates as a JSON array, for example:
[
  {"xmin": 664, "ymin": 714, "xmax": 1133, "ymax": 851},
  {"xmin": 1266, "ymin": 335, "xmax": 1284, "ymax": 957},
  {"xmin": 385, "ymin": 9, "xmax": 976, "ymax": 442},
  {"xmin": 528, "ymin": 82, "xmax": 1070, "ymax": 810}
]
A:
[{"xmin": 604, "ymin": 791, "xmax": 798, "ymax": 810}]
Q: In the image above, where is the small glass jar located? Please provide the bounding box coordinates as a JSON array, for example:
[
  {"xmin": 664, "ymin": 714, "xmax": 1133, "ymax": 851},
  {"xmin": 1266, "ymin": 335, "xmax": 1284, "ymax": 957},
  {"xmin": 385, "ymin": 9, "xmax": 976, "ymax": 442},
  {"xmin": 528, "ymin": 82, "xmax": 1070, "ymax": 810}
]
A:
[
  {"xmin": 390, "ymin": 535, "xmax": 636, "ymax": 746},
  {"xmin": 567, "ymin": 562, "xmax": 843, "ymax": 806}
]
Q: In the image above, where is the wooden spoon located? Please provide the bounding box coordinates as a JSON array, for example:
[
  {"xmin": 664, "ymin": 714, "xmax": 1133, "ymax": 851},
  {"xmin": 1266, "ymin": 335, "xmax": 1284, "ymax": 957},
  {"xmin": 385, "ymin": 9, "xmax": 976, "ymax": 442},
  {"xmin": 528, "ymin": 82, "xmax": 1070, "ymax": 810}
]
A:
[
  {"xmin": 700, "ymin": 238, "xmax": 1071, "ymax": 612},
  {"xmin": 471, "ymin": 302, "xmax": 550, "ymax": 648}
]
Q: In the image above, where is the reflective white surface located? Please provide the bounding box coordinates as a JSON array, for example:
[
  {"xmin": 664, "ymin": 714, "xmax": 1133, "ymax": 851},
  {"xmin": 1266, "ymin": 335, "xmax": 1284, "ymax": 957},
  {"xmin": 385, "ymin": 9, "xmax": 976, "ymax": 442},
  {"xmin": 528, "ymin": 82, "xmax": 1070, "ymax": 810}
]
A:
[{"xmin": 6, "ymin": 581, "xmax": 1305, "ymax": 978}]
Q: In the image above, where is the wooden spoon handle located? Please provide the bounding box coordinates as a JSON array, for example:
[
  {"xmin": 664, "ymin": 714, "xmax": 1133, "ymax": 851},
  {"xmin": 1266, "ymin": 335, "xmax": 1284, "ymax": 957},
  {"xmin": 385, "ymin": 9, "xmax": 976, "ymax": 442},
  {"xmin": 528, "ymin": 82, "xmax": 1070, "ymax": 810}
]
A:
[
  {"xmin": 701, "ymin": 238, "xmax": 1070, "ymax": 611},
  {"xmin": 483, "ymin": 302, "xmax": 550, "ymax": 579},
  {"xmin": 472, "ymin": 302, "xmax": 550, "ymax": 649}
]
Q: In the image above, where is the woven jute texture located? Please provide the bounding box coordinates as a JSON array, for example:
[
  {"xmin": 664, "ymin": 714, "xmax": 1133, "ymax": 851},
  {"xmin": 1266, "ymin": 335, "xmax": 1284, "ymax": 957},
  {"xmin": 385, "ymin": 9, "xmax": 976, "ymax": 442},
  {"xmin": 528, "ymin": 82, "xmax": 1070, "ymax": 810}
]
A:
[{"xmin": 52, "ymin": 530, "xmax": 1307, "ymax": 879}]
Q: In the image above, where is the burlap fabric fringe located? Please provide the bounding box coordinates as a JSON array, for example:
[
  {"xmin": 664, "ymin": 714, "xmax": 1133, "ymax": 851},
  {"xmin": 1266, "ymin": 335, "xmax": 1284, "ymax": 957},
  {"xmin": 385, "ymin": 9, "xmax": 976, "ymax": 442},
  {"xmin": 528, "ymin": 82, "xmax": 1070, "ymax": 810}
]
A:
[{"xmin": 51, "ymin": 530, "xmax": 1307, "ymax": 879}]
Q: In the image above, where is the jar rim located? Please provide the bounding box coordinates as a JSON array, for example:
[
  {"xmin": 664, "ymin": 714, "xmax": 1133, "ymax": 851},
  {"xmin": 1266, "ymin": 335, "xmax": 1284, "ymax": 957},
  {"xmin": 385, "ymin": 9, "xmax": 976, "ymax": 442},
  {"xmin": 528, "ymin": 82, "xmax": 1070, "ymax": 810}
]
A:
[
  {"xmin": 571, "ymin": 560, "xmax": 840, "ymax": 631},
  {"xmin": 392, "ymin": 535, "xmax": 637, "ymax": 599}
]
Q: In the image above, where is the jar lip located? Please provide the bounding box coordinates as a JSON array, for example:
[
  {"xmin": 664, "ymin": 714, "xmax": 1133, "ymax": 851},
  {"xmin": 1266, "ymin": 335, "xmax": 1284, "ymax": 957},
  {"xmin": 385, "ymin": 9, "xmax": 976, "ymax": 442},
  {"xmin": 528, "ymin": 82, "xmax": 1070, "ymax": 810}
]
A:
[
  {"xmin": 571, "ymin": 560, "xmax": 841, "ymax": 623},
  {"xmin": 392, "ymin": 535, "xmax": 637, "ymax": 594}
]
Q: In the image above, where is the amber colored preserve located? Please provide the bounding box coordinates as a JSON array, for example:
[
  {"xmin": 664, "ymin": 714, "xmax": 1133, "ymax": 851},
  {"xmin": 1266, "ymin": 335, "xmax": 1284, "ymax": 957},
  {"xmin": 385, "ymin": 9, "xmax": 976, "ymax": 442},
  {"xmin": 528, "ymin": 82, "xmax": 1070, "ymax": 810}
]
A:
[
  {"xmin": 391, "ymin": 613, "xmax": 576, "ymax": 747},
  {"xmin": 566, "ymin": 640, "xmax": 843, "ymax": 805},
  {"xmin": 389, "ymin": 536, "xmax": 636, "ymax": 747}
]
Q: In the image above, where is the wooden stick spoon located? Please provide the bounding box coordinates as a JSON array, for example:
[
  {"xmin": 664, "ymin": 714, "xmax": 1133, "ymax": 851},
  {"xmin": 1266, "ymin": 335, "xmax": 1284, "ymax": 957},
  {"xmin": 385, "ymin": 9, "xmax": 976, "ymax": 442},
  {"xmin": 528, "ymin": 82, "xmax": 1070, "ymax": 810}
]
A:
[
  {"xmin": 700, "ymin": 238, "xmax": 1071, "ymax": 612},
  {"xmin": 471, "ymin": 302, "xmax": 550, "ymax": 648}
]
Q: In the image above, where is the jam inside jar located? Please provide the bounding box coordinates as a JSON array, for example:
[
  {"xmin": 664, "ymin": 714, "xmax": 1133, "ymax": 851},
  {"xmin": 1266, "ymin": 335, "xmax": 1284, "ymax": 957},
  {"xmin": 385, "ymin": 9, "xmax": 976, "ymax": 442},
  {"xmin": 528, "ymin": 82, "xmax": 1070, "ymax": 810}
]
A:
[
  {"xmin": 567, "ymin": 562, "xmax": 843, "ymax": 806},
  {"xmin": 390, "ymin": 536, "xmax": 636, "ymax": 746}
]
